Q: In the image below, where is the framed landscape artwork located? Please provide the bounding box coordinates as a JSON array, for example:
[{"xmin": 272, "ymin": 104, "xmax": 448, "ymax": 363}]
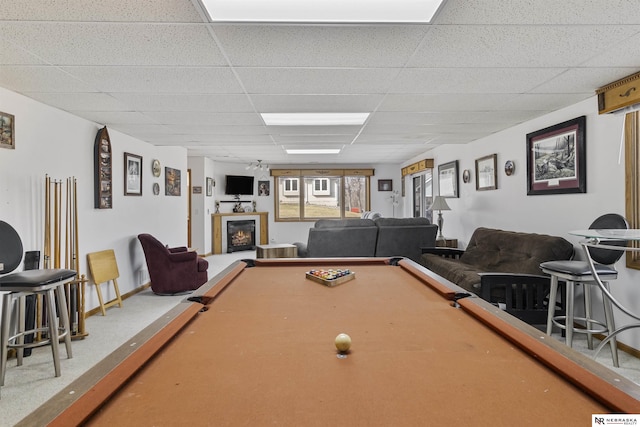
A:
[
  {"xmin": 526, "ymin": 116, "xmax": 586, "ymax": 195},
  {"xmin": 438, "ymin": 160, "xmax": 459, "ymax": 197}
]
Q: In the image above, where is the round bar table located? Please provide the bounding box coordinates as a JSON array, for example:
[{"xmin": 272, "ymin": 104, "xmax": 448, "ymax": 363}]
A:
[{"xmin": 570, "ymin": 229, "xmax": 640, "ymax": 359}]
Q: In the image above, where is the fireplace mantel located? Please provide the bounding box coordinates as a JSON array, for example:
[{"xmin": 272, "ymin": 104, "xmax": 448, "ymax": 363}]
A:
[{"xmin": 211, "ymin": 212, "xmax": 268, "ymax": 254}]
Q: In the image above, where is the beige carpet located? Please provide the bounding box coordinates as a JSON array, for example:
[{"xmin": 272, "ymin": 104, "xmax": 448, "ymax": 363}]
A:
[{"xmin": 1, "ymin": 251, "xmax": 639, "ymax": 426}]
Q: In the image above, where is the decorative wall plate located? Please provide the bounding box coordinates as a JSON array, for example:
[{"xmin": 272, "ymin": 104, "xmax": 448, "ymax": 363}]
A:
[
  {"xmin": 504, "ymin": 160, "xmax": 515, "ymax": 176},
  {"xmin": 462, "ymin": 169, "xmax": 471, "ymax": 183},
  {"xmin": 152, "ymin": 159, "xmax": 161, "ymax": 177},
  {"xmin": 153, "ymin": 182, "xmax": 160, "ymax": 195}
]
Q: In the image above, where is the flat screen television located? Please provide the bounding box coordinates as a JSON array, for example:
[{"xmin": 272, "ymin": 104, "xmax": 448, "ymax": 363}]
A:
[{"xmin": 225, "ymin": 175, "xmax": 254, "ymax": 195}]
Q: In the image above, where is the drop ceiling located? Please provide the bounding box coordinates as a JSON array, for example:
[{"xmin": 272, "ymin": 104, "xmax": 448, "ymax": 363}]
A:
[{"xmin": 0, "ymin": 0, "xmax": 639, "ymax": 166}]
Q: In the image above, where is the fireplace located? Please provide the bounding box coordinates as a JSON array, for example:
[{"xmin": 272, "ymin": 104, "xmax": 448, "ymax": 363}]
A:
[{"xmin": 227, "ymin": 220, "xmax": 256, "ymax": 253}]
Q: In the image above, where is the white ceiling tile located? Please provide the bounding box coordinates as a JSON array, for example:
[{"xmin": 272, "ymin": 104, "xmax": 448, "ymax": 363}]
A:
[
  {"xmin": 499, "ymin": 94, "xmax": 593, "ymax": 112},
  {"xmin": 164, "ymin": 124, "xmax": 268, "ymax": 135},
  {"xmin": 213, "ymin": 25, "xmax": 428, "ymax": 67},
  {"xmin": 236, "ymin": 68, "xmax": 401, "ymax": 94},
  {"xmin": 0, "ymin": 41, "xmax": 46, "ymax": 65},
  {"xmin": 0, "ymin": 0, "xmax": 203, "ymax": 22},
  {"xmin": 389, "ymin": 67, "xmax": 568, "ymax": 94},
  {"xmin": 378, "ymin": 94, "xmax": 515, "ymax": 112},
  {"xmin": 408, "ymin": 25, "xmax": 640, "ymax": 68},
  {"xmin": 21, "ymin": 92, "xmax": 130, "ymax": 111},
  {"xmin": 0, "ymin": 23, "xmax": 227, "ymax": 67},
  {"xmin": 531, "ymin": 68, "xmax": 640, "ymax": 94},
  {"xmin": 581, "ymin": 31, "xmax": 640, "ymax": 67},
  {"xmin": 71, "ymin": 111, "xmax": 158, "ymax": 125},
  {"xmin": 436, "ymin": 0, "xmax": 640, "ymax": 25},
  {"xmin": 109, "ymin": 93, "xmax": 255, "ymax": 112},
  {"xmin": 60, "ymin": 66, "xmax": 243, "ymax": 93},
  {"xmin": 249, "ymin": 94, "xmax": 383, "ymax": 113},
  {"xmin": 0, "ymin": 66, "xmax": 98, "ymax": 92},
  {"xmin": 144, "ymin": 112, "xmax": 263, "ymax": 126}
]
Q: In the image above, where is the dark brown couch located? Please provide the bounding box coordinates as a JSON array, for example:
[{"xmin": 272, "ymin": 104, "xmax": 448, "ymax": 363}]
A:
[{"xmin": 421, "ymin": 227, "xmax": 574, "ymax": 324}]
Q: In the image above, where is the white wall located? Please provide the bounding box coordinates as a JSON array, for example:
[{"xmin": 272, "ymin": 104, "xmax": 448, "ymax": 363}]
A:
[
  {"xmin": 407, "ymin": 96, "xmax": 640, "ymax": 349},
  {"xmin": 0, "ymin": 87, "xmax": 188, "ymax": 313}
]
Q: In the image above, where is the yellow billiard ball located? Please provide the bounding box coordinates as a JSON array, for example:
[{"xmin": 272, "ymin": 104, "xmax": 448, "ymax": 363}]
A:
[{"xmin": 335, "ymin": 333, "xmax": 352, "ymax": 352}]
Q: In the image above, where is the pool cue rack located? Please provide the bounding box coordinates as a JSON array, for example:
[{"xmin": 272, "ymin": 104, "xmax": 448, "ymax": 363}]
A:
[{"xmin": 41, "ymin": 175, "xmax": 88, "ymax": 340}]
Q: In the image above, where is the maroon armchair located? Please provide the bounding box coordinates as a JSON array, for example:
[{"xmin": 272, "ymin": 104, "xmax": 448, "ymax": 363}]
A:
[{"xmin": 137, "ymin": 234, "xmax": 209, "ymax": 295}]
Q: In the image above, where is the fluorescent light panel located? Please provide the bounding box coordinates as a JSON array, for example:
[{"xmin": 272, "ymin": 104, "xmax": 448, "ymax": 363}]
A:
[
  {"xmin": 262, "ymin": 113, "xmax": 369, "ymax": 126},
  {"xmin": 286, "ymin": 149, "xmax": 341, "ymax": 154},
  {"xmin": 201, "ymin": 0, "xmax": 444, "ymax": 23}
]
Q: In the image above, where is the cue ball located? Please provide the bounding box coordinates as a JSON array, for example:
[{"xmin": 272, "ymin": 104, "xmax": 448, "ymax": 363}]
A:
[{"xmin": 335, "ymin": 333, "xmax": 352, "ymax": 352}]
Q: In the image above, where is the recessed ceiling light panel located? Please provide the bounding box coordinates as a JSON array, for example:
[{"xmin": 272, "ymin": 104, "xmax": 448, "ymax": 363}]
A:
[
  {"xmin": 201, "ymin": 0, "xmax": 445, "ymax": 23},
  {"xmin": 262, "ymin": 113, "xmax": 369, "ymax": 126},
  {"xmin": 286, "ymin": 149, "xmax": 342, "ymax": 154}
]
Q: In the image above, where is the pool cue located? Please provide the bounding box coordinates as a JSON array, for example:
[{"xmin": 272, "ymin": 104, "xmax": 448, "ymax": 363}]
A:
[
  {"xmin": 44, "ymin": 175, "xmax": 50, "ymax": 269},
  {"xmin": 53, "ymin": 179, "xmax": 61, "ymax": 268}
]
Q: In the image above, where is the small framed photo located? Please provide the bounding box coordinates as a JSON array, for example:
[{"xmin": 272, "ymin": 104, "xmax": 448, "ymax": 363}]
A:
[
  {"xmin": 475, "ymin": 154, "xmax": 497, "ymax": 191},
  {"xmin": 165, "ymin": 167, "xmax": 181, "ymax": 196},
  {"xmin": 526, "ymin": 116, "xmax": 586, "ymax": 195},
  {"xmin": 378, "ymin": 179, "xmax": 393, "ymax": 192},
  {"xmin": 438, "ymin": 160, "xmax": 459, "ymax": 198},
  {"xmin": 0, "ymin": 111, "xmax": 15, "ymax": 150},
  {"xmin": 206, "ymin": 177, "xmax": 214, "ymax": 196},
  {"xmin": 124, "ymin": 152, "xmax": 142, "ymax": 196},
  {"xmin": 258, "ymin": 180, "xmax": 270, "ymax": 196}
]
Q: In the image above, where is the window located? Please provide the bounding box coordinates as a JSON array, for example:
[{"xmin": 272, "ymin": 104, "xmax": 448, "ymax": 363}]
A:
[
  {"xmin": 273, "ymin": 169, "xmax": 372, "ymax": 221},
  {"xmin": 284, "ymin": 178, "xmax": 299, "ymax": 194},
  {"xmin": 412, "ymin": 170, "xmax": 433, "ymax": 222},
  {"xmin": 312, "ymin": 178, "xmax": 330, "ymax": 196}
]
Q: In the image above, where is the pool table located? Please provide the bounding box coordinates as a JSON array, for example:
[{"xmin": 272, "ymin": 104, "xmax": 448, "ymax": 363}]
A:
[{"xmin": 20, "ymin": 258, "xmax": 640, "ymax": 426}]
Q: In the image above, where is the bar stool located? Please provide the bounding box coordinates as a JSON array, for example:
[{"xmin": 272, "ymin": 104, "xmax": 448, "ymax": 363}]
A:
[
  {"xmin": 0, "ymin": 220, "xmax": 76, "ymax": 392},
  {"xmin": 540, "ymin": 213, "xmax": 628, "ymax": 367}
]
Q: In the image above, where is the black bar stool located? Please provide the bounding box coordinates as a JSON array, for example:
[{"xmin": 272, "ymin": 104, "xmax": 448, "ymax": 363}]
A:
[
  {"xmin": 0, "ymin": 221, "xmax": 76, "ymax": 393},
  {"xmin": 540, "ymin": 213, "xmax": 628, "ymax": 367}
]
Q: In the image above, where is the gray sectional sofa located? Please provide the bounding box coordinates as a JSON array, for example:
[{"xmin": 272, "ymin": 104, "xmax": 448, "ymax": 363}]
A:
[{"xmin": 293, "ymin": 217, "xmax": 438, "ymax": 262}]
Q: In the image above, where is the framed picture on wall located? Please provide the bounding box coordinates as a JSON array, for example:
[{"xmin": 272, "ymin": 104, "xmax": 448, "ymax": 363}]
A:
[
  {"xmin": 165, "ymin": 167, "xmax": 181, "ymax": 196},
  {"xmin": 0, "ymin": 111, "xmax": 14, "ymax": 150},
  {"xmin": 438, "ymin": 160, "xmax": 459, "ymax": 197},
  {"xmin": 206, "ymin": 177, "xmax": 214, "ymax": 196},
  {"xmin": 124, "ymin": 152, "xmax": 142, "ymax": 196},
  {"xmin": 475, "ymin": 154, "xmax": 497, "ymax": 191},
  {"xmin": 378, "ymin": 179, "xmax": 392, "ymax": 191},
  {"xmin": 526, "ymin": 116, "xmax": 586, "ymax": 195},
  {"xmin": 258, "ymin": 180, "xmax": 270, "ymax": 196}
]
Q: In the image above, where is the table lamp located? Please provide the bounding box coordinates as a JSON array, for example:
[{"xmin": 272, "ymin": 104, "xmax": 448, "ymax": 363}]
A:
[{"xmin": 431, "ymin": 196, "xmax": 451, "ymax": 241}]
